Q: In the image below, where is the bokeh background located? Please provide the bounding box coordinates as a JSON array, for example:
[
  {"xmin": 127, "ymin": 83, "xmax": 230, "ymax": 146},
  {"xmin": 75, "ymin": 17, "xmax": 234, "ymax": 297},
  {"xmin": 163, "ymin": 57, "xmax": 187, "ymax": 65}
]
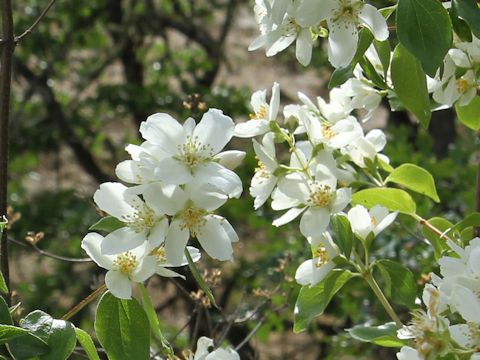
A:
[{"xmin": 7, "ymin": 0, "xmax": 478, "ymax": 358}]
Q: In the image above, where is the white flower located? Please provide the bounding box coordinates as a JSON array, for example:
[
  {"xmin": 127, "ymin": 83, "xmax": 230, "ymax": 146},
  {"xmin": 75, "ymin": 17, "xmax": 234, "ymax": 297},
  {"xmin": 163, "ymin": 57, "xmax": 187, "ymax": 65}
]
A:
[
  {"xmin": 142, "ymin": 181, "xmax": 239, "ymax": 265},
  {"xmin": 347, "ymin": 205, "xmax": 397, "ymax": 240},
  {"xmin": 432, "ymin": 54, "xmax": 478, "ymax": 107},
  {"xmin": 249, "ymin": 1, "xmax": 315, "ymax": 66},
  {"xmin": 295, "ymin": 232, "xmax": 339, "ymax": 286},
  {"xmin": 344, "ymin": 129, "xmax": 388, "ymax": 168},
  {"xmin": 81, "ymin": 233, "xmax": 157, "ymax": 299},
  {"xmin": 396, "ymin": 346, "xmax": 423, "ymax": 360},
  {"xmin": 250, "ymin": 132, "xmax": 279, "ymax": 209},
  {"xmin": 93, "ymin": 182, "xmax": 169, "ymax": 255},
  {"xmin": 191, "ymin": 337, "xmax": 240, "ymax": 360},
  {"xmin": 296, "ymin": 0, "xmax": 389, "ymax": 68},
  {"xmin": 148, "ymin": 245, "xmax": 201, "ymax": 279},
  {"xmin": 449, "ymin": 323, "xmax": 480, "ymax": 350},
  {"xmin": 340, "ymin": 78, "xmax": 382, "ymax": 117},
  {"xmin": 272, "ymin": 164, "xmax": 351, "ymax": 237},
  {"xmin": 235, "ymin": 83, "xmax": 280, "ymax": 138},
  {"xmin": 139, "ymin": 109, "xmax": 242, "ymax": 198}
]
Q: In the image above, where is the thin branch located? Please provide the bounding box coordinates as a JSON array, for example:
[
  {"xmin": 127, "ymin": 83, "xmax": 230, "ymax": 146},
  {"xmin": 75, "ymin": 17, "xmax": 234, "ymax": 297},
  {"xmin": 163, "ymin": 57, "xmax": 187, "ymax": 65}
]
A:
[
  {"xmin": 0, "ymin": 0, "xmax": 15, "ymax": 306},
  {"xmin": 8, "ymin": 236, "xmax": 92, "ymax": 263},
  {"xmin": 61, "ymin": 284, "xmax": 107, "ymax": 321},
  {"xmin": 15, "ymin": 0, "xmax": 57, "ymax": 44}
]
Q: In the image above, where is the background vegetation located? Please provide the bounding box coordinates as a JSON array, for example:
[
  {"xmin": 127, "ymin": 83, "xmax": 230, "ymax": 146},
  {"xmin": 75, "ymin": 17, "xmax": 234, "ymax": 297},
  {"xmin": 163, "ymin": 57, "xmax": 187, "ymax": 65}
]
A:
[{"xmin": 5, "ymin": 0, "xmax": 478, "ymax": 358}]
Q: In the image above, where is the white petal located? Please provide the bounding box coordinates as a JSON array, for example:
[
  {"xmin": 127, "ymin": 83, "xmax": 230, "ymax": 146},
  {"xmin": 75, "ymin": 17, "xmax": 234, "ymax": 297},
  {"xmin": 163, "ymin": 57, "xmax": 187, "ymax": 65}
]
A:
[
  {"xmin": 299, "ymin": 207, "xmax": 330, "ymax": 237},
  {"xmin": 148, "ymin": 218, "xmax": 169, "ymax": 247},
  {"xmin": 348, "ymin": 205, "xmax": 372, "ymax": 239},
  {"xmin": 365, "ymin": 129, "xmax": 386, "ymax": 152},
  {"xmin": 105, "ymin": 270, "xmax": 132, "ymax": 299},
  {"xmin": 251, "ymin": 89, "xmax": 267, "ymax": 113},
  {"xmin": 328, "ymin": 20, "xmax": 359, "ymax": 68},
  {"xmin": 165, "ymin": 219, "xmax": 190, "ymax": 266},
  {"xmin": 197, "ymin": 215, "xmax": 235, "ymax": 261},
  {"xmin": 115, "ymin": 160, "xmax": 143, "ymax": 184},
  {"xmin": 295, "ymin": 259, "xmax": 316, "ymax": 286},
  {"xmin": 358, "ymin": 4, "xmax": 388, "ymax": 41},
  {"xmin": 268, "ymin": 82, "xmax": 280, "ymax": 121},
  {"xmin": 139, "ymin": 113, "xmax": 185, "ymax": 153},
  {"xmin": 194, "ymin": 109, "xmax": 234, "ymax": 155},
  {"xmin": 296, "ymin": 0, "xmax": 334, "ymax": 27},
  {"xmin": 296, "ymin": 28, "xmax": 313, "ymax": 66},
  {"xmin": 272, "ymin": 207, "xmax": 306, "ymax": 227},
  {"xmin": 131, "ymin": 256, "xmax": 157, "ymax": 282},
  {"xmin": 250, "ymin": 175, "xmax": 277, "ymax": 209},
  {"xmin": 330, "ymin": 187, "xmax": 352, "ymax": 213},
  {"xmin": 93, "ymin": 182, "xmax": 135, "ymax": 219},
  {"xmin": 214, "ymin": 150, "xmax": 246, "ymax": 170},
  {"xmin": 101, "ymin": 227, "xmax": 147, "ymax": 255},
  {"xmin": 195, "ymin": 337, "xmax": 214, "ymax": 360},
  {"xmin": 450, "ymin": 286, "xmax": 480, "ymax": 323},
  {"xmin": 153, "ymin": 157, "xmax": 192, "ymax": 185},
  {"xmin": 81, "ymin": 233, "xmax": 114, "ymax": 269},
  {"xmin": 266, "ymin": 28, "xmax": 297, "ymax": 56},
  {"xmin": 374, "ymin": 211, "xmax": 398, "ymax": 236},
  {"xmin": 156, "ymin": 267, "xmax": 185, "ymax": 279},
  {"xmin": 271, "ymin": 186, "xmax": 302, "ymax": 210},
  {"xmin": 234, "ymin": 120, "xmax": 270, "ymax": 138},
  {"xmin": 143, "ymin": 183, "xmax": 188, "ymax": 216},
  {"xmin": 194, "ymin": 162, "xmax": 243, "ymax": 199}
]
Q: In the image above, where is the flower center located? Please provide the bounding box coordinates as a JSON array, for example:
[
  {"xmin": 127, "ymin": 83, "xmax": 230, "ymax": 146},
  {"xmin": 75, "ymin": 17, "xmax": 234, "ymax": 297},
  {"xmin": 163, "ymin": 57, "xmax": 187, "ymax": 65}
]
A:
[
  {"xmin": 177, "ymin": 136, "xmax": 213, "ymax": 169},
  {"xmin": 113, "ymin": 252, "xmax": 137, "ymax": 275},
  {"xmin": 455, "ymin": 78, "xmax": 470, "ymax": 93},
  {"xmin": 312, "ymin": 244, "xmax": 330, "ymax": 267},
  {"xmin": 322, "ymin": 125, "xmax": 335, "ymax": 140},
  {"xmin": 255, "ymin": 159, "xmax": 271, "ymax": 179},
  {"xmin": 150, "ymin": 246, "xmax": 167, "ymax": 264},
  {"xmin": 180, "ymin": 205, "xmax": 207, "ymax": 237},
  {"xmin": 250, "ymin": 104, "xmax": 269, "ymax": 120},
  {"xmin": 370, "ymin": 216, "xmax": 378, "ymax": 226},
  {"xmin": 122, "ymin": 203, "xmax": 157, "ymax": 233},
  {"xmin": 308, "ymin": 183, "xmax": 334, "ymax": 207},
  {"xmin": 332, "ymin": 0, "xmax": 362, "ymax": 23}
]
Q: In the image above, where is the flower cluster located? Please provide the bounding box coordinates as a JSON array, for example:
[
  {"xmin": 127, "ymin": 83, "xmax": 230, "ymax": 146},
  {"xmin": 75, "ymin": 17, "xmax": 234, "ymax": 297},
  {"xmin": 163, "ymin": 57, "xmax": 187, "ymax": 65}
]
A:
[
  {"xmin": 236, "ymin": 83, "xmax": 396, "ymax": 286},
  {"xmin": 249, "ymin": 0, "xmax": 388, "ymax": 67},
  {"xmin": 82, "ymin": 109, "xmax": 244, "ymax": 299},
  {"xmin": 397, "ymin": 237, "xmax": 480, "ymax": 359},
  {"xmin": 431, "ymin": 36, "xmax": 480, "ymax": 108}
]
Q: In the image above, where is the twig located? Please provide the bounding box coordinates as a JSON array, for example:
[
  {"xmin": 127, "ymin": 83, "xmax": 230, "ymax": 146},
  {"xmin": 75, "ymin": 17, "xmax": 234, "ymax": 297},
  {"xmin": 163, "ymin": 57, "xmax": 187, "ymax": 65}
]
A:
[
  {"xmin": 61, "ymin": 284, "xmax": 107, "ymax": 320},
  {"xmin": 234, "ymin": 315, "xmax": 267, "ymax": 352},
  {"xmin": 0, "ymin": 0, "xmax": 15, "ymax": 306},
  {"xmin": 8, "ymin": 236, "xmax": 92, "ymax": 262},
  {"xmin": 15, "ymin": 0, "xmax": 57, "ymax": 44}
]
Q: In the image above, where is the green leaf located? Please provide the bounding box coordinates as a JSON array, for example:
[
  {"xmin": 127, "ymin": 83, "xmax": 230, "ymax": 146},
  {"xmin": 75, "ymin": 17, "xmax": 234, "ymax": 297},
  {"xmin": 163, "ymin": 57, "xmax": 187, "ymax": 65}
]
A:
[
  {"xmin": 391, "ymin": 44, "xmax": 431, "ymax": 127},
  {"xmin": 75, "ymin": 328, "xmax": 100, "ymax": 360},
  {"xmin": 89, "ymin": 216, "xmax": 125, "ymax": 233},
  {"xmin": 449, "ymin": 5, "xmax": 473, "ymax": 41},
  {"xmin": 455, "ymin": 96, "xmax": 480, "ymax": 130},
  {"xmin": 95, "ymin": 292, "xmax": 150, "ymax": 360},
  {"xmin": 452, "ymin": 213, "xmax": 480, "ymax": 233},
  {"xmin": 0, "ymin": 297, "xmax": 12, "ymax": 325},
  {"xmin": 185, "ymin": 249, "xmax": 218, "ymax": 308},
  {"xmin": 421, "ymin": 217, "xmax": 454, "ymax": 259},
  {"xmin": 359, "ymin": 57, "xmax": 389, "ymax": 89},
  {"xmin": 348, "ymin": 322, "xmax": 405, "ymax": 347},
  {"xmin": 351, "ymin": 188, "xmax": 416, "ymax": 215},
  {"xmin": 0, "ymin": 325, "xmax": 28, "ymax": 344},
  {"xmin": 330, "ymin": 214, "xmax": 353, "ymax": 259},
  {"xmin": 6, "ymin": 332, "xmax": 50, "ymax": 359},
  {"xmin": 12, "ymin": 310, "xmax": 76, "ymax": 360},
  {"xmin": 396, "ymin": 0, "xmax": 452, "ymax": 76},
  {"xmin": 386, "ymin": 163, "xmax": 440, "ymax": 202},
  {"xmin": 329, "ymin": 66, "xmax": 354, "ymax": 89},
  {"xmin": 374, "ymin": 39, "xmax": 391, "ymax": 78},
  {"xmin": 0, "ymin": 273, "xmax": 8, "ymax": 295},
  {"xmin": 294, "ymin": 270, "xmax": 352, "ymax": 333},
  {"xmin": 452, "ymin": 0, "xmax": 480, "ymax": 38},
  {"xmin": 375, "ymin": 260, "xmax": 417, "ymax": 307}
]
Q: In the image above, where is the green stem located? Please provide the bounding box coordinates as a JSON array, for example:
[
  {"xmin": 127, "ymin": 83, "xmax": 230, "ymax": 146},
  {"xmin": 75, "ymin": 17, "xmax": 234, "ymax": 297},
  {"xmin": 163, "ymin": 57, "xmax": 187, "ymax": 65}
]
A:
[
  {"xmin": 61, "ymin": 284, "xmax": 107, "ymax": 321},
  {"xmin": 364, "ymin": 272, "xmax": 403, "ymax": 327},
  {"xmin": 138, "ymin": 283, "xmax": 174, "ymax": 357}
]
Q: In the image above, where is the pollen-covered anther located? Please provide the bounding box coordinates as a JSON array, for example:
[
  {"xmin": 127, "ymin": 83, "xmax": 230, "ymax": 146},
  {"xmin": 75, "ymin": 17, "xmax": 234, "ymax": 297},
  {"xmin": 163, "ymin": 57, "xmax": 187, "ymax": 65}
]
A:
[
  {"xmin": 308, "ymin": 184, "xmax": 334, "ymax": 207},
  {"xmin": 322, "ymin": 125, "xmax": 335, "ymax": 140},
  {"xmin": 250, "ymin": 104, "xmax": 269, "ymax": 120},
  {"xmin": 150, "ymin": 246, "xmax": 167, "ymax": 264},
  {"xmin": 180, "ymin": 206, "xmax": 207, "ymax": 236},
  {"xmin": 123, "ymin": 204, "xmax": 156, "ymax": 233},
  {"xmin": 113, "ymin": 252, "xmax": 138, "ymax": 274},
  {"xmin": 312, "ymin": 244, "xmax": 330, "ymax": 267},
  {"xmin": 331, "ymin": 0, "xmax": 362, "ymax": 23},
  {"xmin": 455, "ymin": 78, "xmax": 470, "ymax": 93},
  {"xmin": 255, "ymin": 160, "xmax": 271, "ymax": 179},
  {"xmin": 177, "ymin": 136, "xmax": 213, "ymax": 168},
  {"xmin": 370, "ymin": 216, "xmax": 378, "ymax": 226}
]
